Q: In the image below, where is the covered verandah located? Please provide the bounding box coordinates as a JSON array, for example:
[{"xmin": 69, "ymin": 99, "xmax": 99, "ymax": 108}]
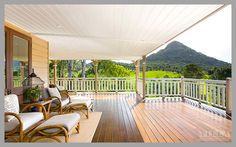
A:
[{"xmin": 4, "ymin": 4, "xmax": 232, "ymax": 143}]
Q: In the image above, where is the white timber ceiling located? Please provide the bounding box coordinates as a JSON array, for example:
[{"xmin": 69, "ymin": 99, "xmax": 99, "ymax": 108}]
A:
[{"xmin": 5, "ymin": 4, "xmax": 225, "ymax": 60}]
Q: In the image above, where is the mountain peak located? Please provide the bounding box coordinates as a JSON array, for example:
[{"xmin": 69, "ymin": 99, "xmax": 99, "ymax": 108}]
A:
[
  {"xmin": 165, "ymin": 41, "xmax": 188, "ymax": 50},
  {"xmin": 147, "ymin": 41, "xmax": 230, "ymax": 71}
]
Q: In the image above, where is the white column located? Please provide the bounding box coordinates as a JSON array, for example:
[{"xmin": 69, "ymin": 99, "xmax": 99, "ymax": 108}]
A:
[
  {"xmin": 181, "ymin": 76, "xmax": 185, "ymax": 102},
  {"xmin": 93, "ymin": 60, "xmax": 99, "ymax": 94},
  {"xmin": 226, "ymin": 77, "xmax": 231, "ymax": 117},
  {"xmin": 142, "ymin": 56, "xmax": 146, "ymax": 99},
  {"xmin": 135, "ymin": 60, "xmax": 140, "ymax": 94},
  {"xmin": 52, "ymin": 60, "xmax": 58, "ymax": 85}
]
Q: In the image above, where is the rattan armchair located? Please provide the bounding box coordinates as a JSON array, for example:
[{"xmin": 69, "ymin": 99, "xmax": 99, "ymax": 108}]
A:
[
  {"xmin": 5, "ymin": 94, "xmax": 47, "ymax": 142},
  {"xmin": 46, "ymin": 86, "xmax": 93, "ymax": 118}
]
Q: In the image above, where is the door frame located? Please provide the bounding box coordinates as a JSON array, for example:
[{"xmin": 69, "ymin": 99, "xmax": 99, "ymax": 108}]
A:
[{"xmin": 5, "ymin": 26, "xmax": 32, "ymax": 96}]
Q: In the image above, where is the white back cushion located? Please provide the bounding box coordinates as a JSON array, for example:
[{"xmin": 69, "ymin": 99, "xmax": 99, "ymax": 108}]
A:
[
  {"xmin": 48, "ymin": 88, "xmax": 62, "ymax": 99},
  {"xmin": 56, "ymin": 85, "xmax": 65, "ymax": 91},
  {"xmin": 5, "ymin": 94, "xmax": 20, "ymax": 122}
]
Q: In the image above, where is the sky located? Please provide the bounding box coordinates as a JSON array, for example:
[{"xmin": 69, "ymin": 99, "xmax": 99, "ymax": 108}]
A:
[{"xmin": 114, "ymin": 5, "xmax": 232, "ymax": 64}]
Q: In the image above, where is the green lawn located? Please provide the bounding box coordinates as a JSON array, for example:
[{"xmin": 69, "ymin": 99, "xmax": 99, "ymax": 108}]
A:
[{"xmin": 131, "ymin": 70, "xmax": 181, "ymax": 78}]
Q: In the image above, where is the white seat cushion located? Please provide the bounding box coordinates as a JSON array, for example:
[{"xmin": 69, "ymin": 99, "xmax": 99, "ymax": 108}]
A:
[
  {"xmin": 5, "ymin": 112, "xmax": 44, "ymax": 132},
  {"xmin": 61, "ymin": 98, "xmax": 70, "ymax": 107},
  {"xmin": 56, "ymin": 85, "xmax": 65, "ymax": 91},
  {"xmin": 36, "ymin": 113, "xmax": 80, "ymax": 133},
  {"xmin": 69, "ymin": 99, "xmax": 92, "ymax": 107},
  {"xmin": 48, "ymin": 88, "xmax": 62, "ymax": 99},
  {"xmin": 5, "ymin": 94, "xmax": 20, "ymax": 122},
  {"xmin": 70, "ymin": 95, "xmax": 92, "ymax": 101},
  {"xmin": 51, "ymin": 98, "xmax": 70, "ymax": 108}
]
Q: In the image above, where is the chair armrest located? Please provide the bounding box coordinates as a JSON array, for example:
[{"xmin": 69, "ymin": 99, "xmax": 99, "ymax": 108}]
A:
[
  {"xmin": 59, "ymin": 90, "xmax": 71, "ymax": 103},
  {"xmin": 21, "ymin": 104, "xmax": 47, "ymax": 120},
  {"xmin": 60, "ymin": 89, "xmax": 69, "ymax": 94},
  {"xmin": 45, "ymin": 96, "xmax": 62, "ymax": 102},
  {"xmin": 59, "ymin": 90, "xmax": 72, "ymax": 103},
  {"xmin": 45, "ymin": 96, "xmax": 64, "ymax": 110},
  {"xmin": 5, "ymin": 112, "xmax": 23, "ymax": 131}
]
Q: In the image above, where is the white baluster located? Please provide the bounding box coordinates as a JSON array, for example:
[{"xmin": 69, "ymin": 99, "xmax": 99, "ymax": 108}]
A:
[
  {"xmin": 174, "ymin": 81, "xmax": 176, "ymax": 95},
  {"xmin": 206, "ymin": 84, "xmax": 208, "ymax": 103},
  {"xmin": 162, "ymin": 79, "xmax": 165, "ymax": 96},
  {"xmin": 147, "ymin": 81, "xmax": 149, "ymax": 96},
  {"xmin": 217, "ymin": 86, "xmax": 221, "ymax": 106},
  {"xmin": 209, "ymin": 84, "xmax": 212, "ymax": 104},
  {"xmin": 222, "ymin": 86, "xmax": 226, "ymax": 107},
  {"xmin": 154, "ymin": 81, "xmax": 157, "ymax": 96},
  {"xmin": 213, "ymin": 85, "xmax": 216, "ymax": 105}
]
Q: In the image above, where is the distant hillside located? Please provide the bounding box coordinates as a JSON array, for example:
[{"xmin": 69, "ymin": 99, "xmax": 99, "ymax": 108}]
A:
[{"xmin": 146, "ymin": 41, "xmax": 231, "ymax": 72}]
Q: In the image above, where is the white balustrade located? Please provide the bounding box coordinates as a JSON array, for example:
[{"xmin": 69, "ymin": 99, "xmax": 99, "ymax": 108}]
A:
[
  {"xmin": 49, "ymin": 77, "xmax": 229, "ymax": 110},
  {"xmin": 145, "ymin": 78, "xmax": 181, "ymax": 97},
  {"xmin": 50, "ymin": 77, "xmax": 135, "ymax": 92},
  {"xmin": 184, "ymin": 78, "xmax": 227, "ymax": 109}
]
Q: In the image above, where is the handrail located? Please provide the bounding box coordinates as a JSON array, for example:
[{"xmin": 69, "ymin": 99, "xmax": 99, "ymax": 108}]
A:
[
  {"xmin": 183, "ymin": 78, "xmax": 226, "ymax": 84},
  {"xmin": 144, "ymin": 78, "xmax": 228, "ymax": 110},
  {"xmin": 49, "ymin": 77, "xmax": 230, "ymax": 111},
  {"xmin": 49, "ymin": 77, "xmax": 136, "ymax": 92},
  {"xmin": 183, "ymin": 78, "xmax": 227, "ymax": 109}
]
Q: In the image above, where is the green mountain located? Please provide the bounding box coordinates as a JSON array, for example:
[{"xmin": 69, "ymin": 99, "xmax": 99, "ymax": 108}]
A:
[{"xmin": 146, "ymin": 41, "xmax": 231, "ymax": 72}]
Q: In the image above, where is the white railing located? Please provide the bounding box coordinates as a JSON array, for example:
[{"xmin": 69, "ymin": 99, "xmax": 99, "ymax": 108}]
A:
[
  {"xmin": 145, "ymin": 78, "xmax": 228, "ymax": 110},
  {"xmin": 50, "ymin": 77, "xmax": 135, "ymax": 92},
  {"xmin": 184, "ymin": 78, "xmax": 227, "ymax": 109},
  {"xmin": 146, "ymin": 78, "xmax": 181, "ymax": 97},
  {"xmin": 97, "ymin": 77, "xmax": 135, "ymax": 91},
  {"xmin": 49, "ymin": 77, "xmax": 230, "ymax": 110}
]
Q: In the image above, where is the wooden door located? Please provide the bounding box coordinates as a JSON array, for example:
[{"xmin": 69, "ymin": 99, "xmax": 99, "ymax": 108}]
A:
[{"xmin": 5, "ymin": 27, "xmax": 32, "ymax": 102}]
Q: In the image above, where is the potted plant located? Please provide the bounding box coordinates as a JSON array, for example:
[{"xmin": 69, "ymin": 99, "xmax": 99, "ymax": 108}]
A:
[{"xmin": 23, "ymin": 86, "xmax": 41, "ymax": 103}]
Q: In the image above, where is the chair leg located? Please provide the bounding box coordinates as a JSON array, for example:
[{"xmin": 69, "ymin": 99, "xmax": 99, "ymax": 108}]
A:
[
  {"xmin": 86, "ymin": 109, "xmax": 89, "ymax": 119},
  {"xmin": 19, "ymin": 131, "xmax": 24, "ymax": 142},
  {"xmin": 91, "ymin": 104, "xmax": 94, "ymax": 112},
  {"xmin": 60, "ymin": 107, "xmax": 63, "ymax": 114},
  {"xmin": 65, "ymin": 134, "xmax": 70, "ymax": 143},
  {"xmin": 76, "ymin": 122, "xmax": 80, "ymax": 133}
]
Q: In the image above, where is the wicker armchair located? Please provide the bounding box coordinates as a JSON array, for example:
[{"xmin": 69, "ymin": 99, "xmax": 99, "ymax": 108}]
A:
[
  {"xmin": 46, "ymin": 87, "xmax": 93, "ymax": 118},
  {"xmin": 45, "ymin": 87, "xmax": 71, "ymax": 114},
  {"xmin": 5, "ymin": 94, "xmax": 47, "ymax": 142}
]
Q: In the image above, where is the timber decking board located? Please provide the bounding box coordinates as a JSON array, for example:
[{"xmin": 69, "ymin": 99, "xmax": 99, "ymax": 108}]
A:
[
  {"xmin": 132, "ymin": 101, "xmax": 232, "ymax": 143},
  {"xmin": 90, "ymin": 93, "xmax": 232, "ymax": 143},
  {"xmin": 91, "ymin": 93, "xmax": 143, "ymax": 142}
]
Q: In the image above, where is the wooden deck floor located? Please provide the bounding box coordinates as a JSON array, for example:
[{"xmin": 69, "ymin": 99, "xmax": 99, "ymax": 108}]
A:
[
  {"xmin": 90, "ymin": 93, "xmax": 232, "ymax": 143},
  {"xmin": 91, "ymin": 93, "xmax": 143, "ymax": 142}
]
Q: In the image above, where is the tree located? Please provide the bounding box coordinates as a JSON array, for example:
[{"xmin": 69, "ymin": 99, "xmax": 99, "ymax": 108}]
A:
[
  {"xmin": 54, "ymin": 60, "xmax": 67, "ymax": 78},
  {"xmin": 81, "ymin": 60, "xmax": 86, "ymax": 78},
  {"xmin": 67, "ymin": 60, "xmax": 73, "ymax": 78},
  {"xmin": 209, "ymin": 66, "xmax": 231, "ymax": 80},
  {"xmin": 182, "ymin": 64, "xmax": 205, "ymax": 79},
  {"xmin": 163, "ymin": 75, "xmax": 170, "ymax": 78},
  {"xmin": 97, "ymin": 60, "xmax": 132, "ymax": 77}
]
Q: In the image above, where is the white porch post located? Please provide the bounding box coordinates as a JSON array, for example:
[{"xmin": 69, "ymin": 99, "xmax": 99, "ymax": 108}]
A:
[
  {"xmin": 226, "ymin": 77, "xmax": 232, "ymax": 117},
  {"xmin": 181, "ymin": 76, "xmax": 185, "ymax": 102},
  {"xmin": 52, "ymin": 60, "xmax": 58, "ymax": 85},
  {"xmin": 142, "ymin": 56, "xmax": 146, "ymax": 99},
  {"xmin": 135, "ymin": 60, "xmax": 140, "ymax": 94},
  {"xmin": 93, "ymin": 60, "xmax": 99, "ymax": 94}
]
